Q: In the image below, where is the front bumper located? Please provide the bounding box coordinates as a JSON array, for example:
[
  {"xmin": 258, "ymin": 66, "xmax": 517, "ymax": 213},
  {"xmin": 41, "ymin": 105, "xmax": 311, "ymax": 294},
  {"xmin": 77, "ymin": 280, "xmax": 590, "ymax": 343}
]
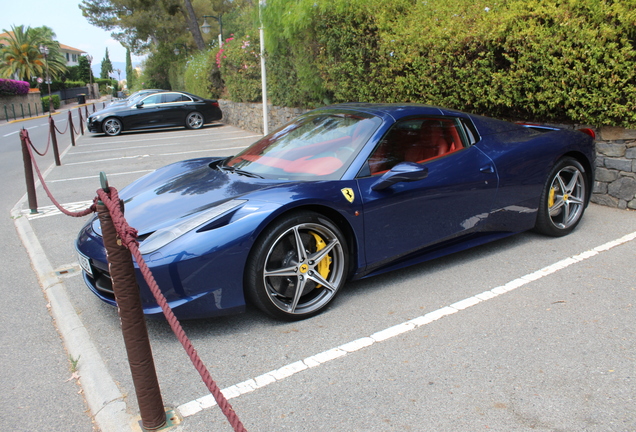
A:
[
  {"xmin": 86, "ymin": 118, "xmax": 101, "ymax": 133},
  {"xmin": 75, "ymin": 217, "xmax": 248, "ymax": 319}
]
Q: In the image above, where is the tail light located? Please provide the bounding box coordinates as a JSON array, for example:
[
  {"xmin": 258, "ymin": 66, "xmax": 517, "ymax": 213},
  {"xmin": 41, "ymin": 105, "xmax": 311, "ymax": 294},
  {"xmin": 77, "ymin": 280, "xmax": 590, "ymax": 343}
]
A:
[{"xmin": 577, "ymin": 128, "xmax": 596, "ymax": 139}]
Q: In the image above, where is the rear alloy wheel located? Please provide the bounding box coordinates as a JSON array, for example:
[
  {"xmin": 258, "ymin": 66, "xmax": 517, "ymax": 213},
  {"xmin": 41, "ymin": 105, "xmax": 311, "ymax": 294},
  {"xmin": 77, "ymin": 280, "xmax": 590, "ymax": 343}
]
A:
[
  {"xmin": 185, "ymin": 111, "xmax": 204, "ymax": 129},
  {"xmin": 246, "ymin": 211, "xmax": 348, "ymax": 320},
  {"xmin": 102, "ymin": 118, "xmax": 122, "ymax": 136},
  {"xmin": 535, "ymin": 157, "xmax": 588, "ymax": 237}
]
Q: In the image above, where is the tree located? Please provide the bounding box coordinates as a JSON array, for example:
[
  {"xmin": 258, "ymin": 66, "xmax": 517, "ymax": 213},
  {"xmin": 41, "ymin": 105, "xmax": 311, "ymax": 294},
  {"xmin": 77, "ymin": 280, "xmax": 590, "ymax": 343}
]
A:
[
  {"xmin": 79, "ymin": 0, "xmax": 238, "ymax": 55},
  {"xmin": 100, "ymin": 48, "xmax": 113, "ymax": 79},
  {"xmin": 125, "ymin": 47, "xmax": 134, "ymax": 88},
  {"xmin": 0, "ymin": 24, "xmax": 66, "ymax": 81},
  {"xmin": 78, "ymin": 55, "xmax": 93, "ymax": 83}
]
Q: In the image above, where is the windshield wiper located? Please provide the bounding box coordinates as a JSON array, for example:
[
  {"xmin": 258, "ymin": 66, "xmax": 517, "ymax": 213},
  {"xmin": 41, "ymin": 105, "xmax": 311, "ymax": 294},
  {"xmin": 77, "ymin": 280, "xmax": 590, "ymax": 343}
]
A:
[{"xmin": 217, "ymin": 165, "xmax": 263, "ymax": 179}]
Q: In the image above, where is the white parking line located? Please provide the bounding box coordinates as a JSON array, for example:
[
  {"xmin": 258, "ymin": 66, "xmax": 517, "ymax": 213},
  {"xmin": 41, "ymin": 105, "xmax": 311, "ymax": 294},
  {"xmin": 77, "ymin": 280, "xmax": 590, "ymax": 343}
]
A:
[
  {"xmin": 44, "ymin": 169, "xmax": 154, "ymax": 184},
  {"xmin": 69, "ymin": 135, "xmax": 259, "ymax": 155},
  {"xmin": 23, "ymin": 200, "xmax": 95, "ymax": 220},
  {"xmin": 63, "ymin": 144, "xmax": 250, "ymax": 166},
  {"xmin": 177, "ymin": 230, "xmax": 636, "ymax": 418},
  {"xmin": 80, "ymin": 127, "xmax": 254, "ymax": 147}
]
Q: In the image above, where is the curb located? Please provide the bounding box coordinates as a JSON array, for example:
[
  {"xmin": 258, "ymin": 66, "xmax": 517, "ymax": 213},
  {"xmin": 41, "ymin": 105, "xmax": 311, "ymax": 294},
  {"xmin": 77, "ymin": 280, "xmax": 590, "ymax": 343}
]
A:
[{"xmin": 11, "ymin": 136, "xmax": 136, "ymax": 432}]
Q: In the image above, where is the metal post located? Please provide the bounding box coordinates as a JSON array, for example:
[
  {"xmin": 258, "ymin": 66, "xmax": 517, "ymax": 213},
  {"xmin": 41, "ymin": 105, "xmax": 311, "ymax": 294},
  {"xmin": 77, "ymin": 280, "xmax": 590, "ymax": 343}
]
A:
[
  {"xmin": 20, "ymin": 130, "xmax": 38, "ymax": 214},
  {"xmin": 28, "ymin": 104, "xmax": 32, "ymax": 117},
  {"xmin": 96, "ymin": 192, "xmax": 166, "ymax": 431},
  {"xmin": 259, "ymin": 2, "xmax": 269, "ymax": 135},
  {"xmin": 11, "ymin": 104, "xmax": 16, "ymax": 121},
  {"xmin": 4, "ymin": 106, "xmax": 8, "ymax": 122},
  {"xmin": 49, "ymin": 117, "xmax": 61, "ymax": 166},
  {"xmin": 69, "ymin": 111, "xmax": 76, "ymax": 147},
  {"xmin": 20, "ymin": 104, "xmax": 25, "ymax": 119}
]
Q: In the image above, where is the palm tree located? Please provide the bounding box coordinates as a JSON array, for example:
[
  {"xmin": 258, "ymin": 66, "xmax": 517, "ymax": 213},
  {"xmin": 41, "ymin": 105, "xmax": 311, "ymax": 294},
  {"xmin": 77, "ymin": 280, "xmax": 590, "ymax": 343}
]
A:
[{"xmin": 0, "ymin": 25, "xmax": 66, "ymax": 81}]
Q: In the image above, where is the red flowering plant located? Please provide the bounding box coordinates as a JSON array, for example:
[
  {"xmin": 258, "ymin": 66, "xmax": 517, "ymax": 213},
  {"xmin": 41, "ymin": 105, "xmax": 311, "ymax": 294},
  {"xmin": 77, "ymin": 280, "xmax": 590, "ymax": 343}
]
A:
[
  {"xmin": 216, "ymin": 34, "xmax": 262, "ymax": 102},
  {"xmin": 0, "ymin": 78, "xmax": 30, "ymax": 96}
]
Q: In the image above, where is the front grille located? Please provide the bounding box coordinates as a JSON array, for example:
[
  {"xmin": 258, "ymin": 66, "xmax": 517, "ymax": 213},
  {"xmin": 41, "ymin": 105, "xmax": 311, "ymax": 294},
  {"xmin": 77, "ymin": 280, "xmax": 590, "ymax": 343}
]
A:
[{"xmin": 92, "ymin": 267, "xmax": 115, "ymax": 299}]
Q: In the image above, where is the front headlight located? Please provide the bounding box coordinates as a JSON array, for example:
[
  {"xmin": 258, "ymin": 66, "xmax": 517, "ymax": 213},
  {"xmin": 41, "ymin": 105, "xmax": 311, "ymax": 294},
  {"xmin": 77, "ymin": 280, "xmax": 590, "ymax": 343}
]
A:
[{"xmin": 138, "ymin": 199, "xmax": 247, "ymax": 255}]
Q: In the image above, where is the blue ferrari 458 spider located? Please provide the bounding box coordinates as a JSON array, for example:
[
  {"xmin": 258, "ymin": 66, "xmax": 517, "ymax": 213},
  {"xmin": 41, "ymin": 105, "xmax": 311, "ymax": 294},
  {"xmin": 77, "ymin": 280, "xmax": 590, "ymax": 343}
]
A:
[{"xmin": 76, "ymin": 103, "xmax": 596, "ymax": 320}]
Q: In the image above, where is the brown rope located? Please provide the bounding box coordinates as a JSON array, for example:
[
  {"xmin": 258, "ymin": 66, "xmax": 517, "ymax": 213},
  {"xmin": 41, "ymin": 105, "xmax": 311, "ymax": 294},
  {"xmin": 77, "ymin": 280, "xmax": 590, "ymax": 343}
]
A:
[
  {"xmin": 27, "ymin": 127, "xmax": 51, "ymax": 157},
  {"xmin": 21, "ymin": 129, "xmax": 95, "ymax": 217},
  {"xmin": 97, "ymin": 187, "xmax": 247, "ymax": 432},
  {"xmin": 20, "ymin": 127, "xmax": 247, "ymax": 431},
  {"xmin": 52, "ymin": 116, "xmax": 69, "ymax": 135}
]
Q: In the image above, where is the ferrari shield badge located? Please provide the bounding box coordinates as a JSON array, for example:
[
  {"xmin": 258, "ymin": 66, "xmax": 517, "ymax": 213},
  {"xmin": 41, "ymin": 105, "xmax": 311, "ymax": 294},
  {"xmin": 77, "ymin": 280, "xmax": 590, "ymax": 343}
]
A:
[{"xmin": 341, "ymin": 188, "xmax": 355, "ymax": 203}]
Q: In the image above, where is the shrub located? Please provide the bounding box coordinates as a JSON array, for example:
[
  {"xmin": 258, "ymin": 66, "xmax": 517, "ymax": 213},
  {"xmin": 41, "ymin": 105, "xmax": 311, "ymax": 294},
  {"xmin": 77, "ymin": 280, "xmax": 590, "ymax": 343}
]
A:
[
  {"xmin": 184, "ymin": 50, "xmax": 221, "ymax": 99},
  {"xmin": 0, "ymin": 78, "xmax": 30, "ymax": 96},
  {"xmin": 218, "ymin": 35, "xmax": 262, "ymax": 102},
  {"xmin": 254, "ymin": 0, "xmax": 636, "ymax": 126},
  {"xmin": 41, "ymin": 95, "xmax": 61, "ymax": 112}
]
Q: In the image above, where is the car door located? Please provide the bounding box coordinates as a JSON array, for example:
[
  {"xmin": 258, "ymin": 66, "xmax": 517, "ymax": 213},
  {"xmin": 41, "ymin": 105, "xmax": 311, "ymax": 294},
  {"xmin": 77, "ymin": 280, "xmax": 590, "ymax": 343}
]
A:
[
  {"xmin": 125, "ymin": 93, "xmax": 163, "ymax": 129},
  {"xmin": 158, "ymin": 93, "xmax": 193, "ymax": 126},
  {"xmin": 356, "ymin": 116, "xmax": 499, "ymax": 270}
]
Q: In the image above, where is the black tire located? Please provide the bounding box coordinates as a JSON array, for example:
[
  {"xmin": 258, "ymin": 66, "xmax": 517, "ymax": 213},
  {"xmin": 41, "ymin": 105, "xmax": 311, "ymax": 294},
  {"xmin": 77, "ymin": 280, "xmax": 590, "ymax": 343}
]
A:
[
  {"xmin": 185, "ymin": 111, "xmax": 204, "ymax": 130},
  {"xmin": 245, "ymin": 211, "xmax": 349, "ymax": 320},
  {"xmin": 102, "ymin": 117, "xmax": 122, "ymax": 136},
  {"xmin": 535, "ymin": 157, "xmax": 588, "ymax": 237}
]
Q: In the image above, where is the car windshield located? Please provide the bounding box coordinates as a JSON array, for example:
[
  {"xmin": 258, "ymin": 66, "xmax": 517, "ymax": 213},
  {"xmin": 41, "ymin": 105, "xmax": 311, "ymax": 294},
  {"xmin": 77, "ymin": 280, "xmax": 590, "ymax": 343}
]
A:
[{"xmin": 225, "ymin": 112, "xmax": 382, "ymax": 180}]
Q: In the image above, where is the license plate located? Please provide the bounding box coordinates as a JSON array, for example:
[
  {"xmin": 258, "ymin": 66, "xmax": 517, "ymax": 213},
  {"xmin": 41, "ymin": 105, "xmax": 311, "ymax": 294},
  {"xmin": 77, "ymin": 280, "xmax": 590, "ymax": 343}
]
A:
[{"xmin": 77, "ymin": 252, "xmax": 92, "ymax": 276}]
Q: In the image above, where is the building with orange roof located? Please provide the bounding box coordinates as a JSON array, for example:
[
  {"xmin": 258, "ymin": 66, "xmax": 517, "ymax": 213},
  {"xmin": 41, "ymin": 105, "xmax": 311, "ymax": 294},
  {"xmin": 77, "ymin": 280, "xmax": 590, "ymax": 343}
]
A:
[{"xmin": 0, "ymin": 32, "xmax": 86, "ymax": 67}]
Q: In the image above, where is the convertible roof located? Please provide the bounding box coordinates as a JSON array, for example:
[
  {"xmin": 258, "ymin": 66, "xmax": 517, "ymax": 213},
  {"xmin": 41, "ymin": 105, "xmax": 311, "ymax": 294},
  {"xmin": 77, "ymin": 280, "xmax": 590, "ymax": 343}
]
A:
[{"xmin": 321, "ymin": 103, "xmax": 445, "ymax": 120}]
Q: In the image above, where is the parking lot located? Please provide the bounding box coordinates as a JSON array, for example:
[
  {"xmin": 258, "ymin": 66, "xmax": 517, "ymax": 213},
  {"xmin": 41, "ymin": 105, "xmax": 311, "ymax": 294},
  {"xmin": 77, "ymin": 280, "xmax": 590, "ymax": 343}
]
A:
[{"xmin": 14, "ymin": 122, "xmax": 636, "ymax": 431}]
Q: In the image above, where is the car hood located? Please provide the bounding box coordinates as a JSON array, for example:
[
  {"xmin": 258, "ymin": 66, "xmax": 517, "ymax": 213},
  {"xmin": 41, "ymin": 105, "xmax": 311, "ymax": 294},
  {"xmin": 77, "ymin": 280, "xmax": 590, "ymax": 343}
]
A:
[{"xmin": 115, "ymin": 157, "xmax": 287, "ymax": 235}]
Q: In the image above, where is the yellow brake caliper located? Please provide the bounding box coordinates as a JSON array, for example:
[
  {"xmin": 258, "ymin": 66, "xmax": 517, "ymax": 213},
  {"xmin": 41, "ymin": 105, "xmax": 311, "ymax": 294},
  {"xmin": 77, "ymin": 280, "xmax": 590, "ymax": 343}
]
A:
[
  {"xmin": 548, "ymin": 187, "xmax": 556, "ymax": 208},
  {"xmin": 310, "ymin": 232, "xmax": 331, "ymax": 288}
]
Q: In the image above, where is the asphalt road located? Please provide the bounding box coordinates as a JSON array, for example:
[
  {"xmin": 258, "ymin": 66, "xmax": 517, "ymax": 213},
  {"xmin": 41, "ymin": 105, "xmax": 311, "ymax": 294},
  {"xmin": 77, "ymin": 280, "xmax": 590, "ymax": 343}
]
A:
[
  {"xmin": 1, "ymin": 111, "xmax": 96, "ymax": 431},
  {"xmin": 3, "ymin": 115, "xmax": 636, "ymax": 432}
]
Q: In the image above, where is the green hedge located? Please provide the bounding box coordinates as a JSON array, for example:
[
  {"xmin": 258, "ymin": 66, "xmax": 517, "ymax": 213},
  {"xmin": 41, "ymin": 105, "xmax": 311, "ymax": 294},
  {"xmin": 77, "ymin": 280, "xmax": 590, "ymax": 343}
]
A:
[
  {"xmin": 217, "ymin": 35, "xmax": 262, "ymax": 102},
  {"xmin": 193, "ymin": 0, "xmax": 636, "ymax": 127},
  {"xmin": 184, "ymin": 50, "xmax": 222, "ymax": 99},
  {"xmin": 41, "ymin": 95, "xmax": 61, "ymax": 112}
]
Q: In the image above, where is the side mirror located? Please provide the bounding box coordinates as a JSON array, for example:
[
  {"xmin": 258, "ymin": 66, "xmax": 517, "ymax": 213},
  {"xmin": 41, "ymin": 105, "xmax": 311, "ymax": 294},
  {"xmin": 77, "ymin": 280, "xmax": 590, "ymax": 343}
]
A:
[
  {"xmin": 371, "ymin": 162, "xmax": 429, "ymax": 191},
  {"xmin": 136, "ymin": 102, "xmax": 144, "ymax": 108}
]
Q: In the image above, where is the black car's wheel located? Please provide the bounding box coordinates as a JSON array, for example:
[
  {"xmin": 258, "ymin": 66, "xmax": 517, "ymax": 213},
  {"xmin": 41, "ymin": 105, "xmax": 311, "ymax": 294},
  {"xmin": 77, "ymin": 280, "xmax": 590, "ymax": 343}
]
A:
[
  {"xmin": 185, "ymin": 111, "xmax": 204, "ymax": 129},
  {"xmin": 102, "ymin": 118, "xmax": 122, "ymax": 136},
  {"xmin": 245, "ymin": 211, "xmax": 348, "ymax": 320},
  {"xmin": 535, "ymin": 157, "xmax": 588, "ymax": 237}
]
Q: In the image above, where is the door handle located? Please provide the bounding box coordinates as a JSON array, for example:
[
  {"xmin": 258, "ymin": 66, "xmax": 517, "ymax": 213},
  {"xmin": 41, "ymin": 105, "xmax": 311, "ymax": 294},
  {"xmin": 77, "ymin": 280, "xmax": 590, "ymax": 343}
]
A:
[{"xmin": 480, "ymin": 165, "xmax": 495, "ymax": 174}]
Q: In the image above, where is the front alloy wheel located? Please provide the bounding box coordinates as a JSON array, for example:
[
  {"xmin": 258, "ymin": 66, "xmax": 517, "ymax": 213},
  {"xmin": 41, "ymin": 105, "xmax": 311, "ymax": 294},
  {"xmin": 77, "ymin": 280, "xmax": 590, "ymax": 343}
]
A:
[
  {"xmin": 246, "ymin": 211, "xmax": 348, "ymax": 320},
  {"xmin": 102, "ymin": 118, "xmax": 122, "ymax": 136},
  {"xmin": 535, "ymin": 157, "xmax": 588, "ymax": 237}
]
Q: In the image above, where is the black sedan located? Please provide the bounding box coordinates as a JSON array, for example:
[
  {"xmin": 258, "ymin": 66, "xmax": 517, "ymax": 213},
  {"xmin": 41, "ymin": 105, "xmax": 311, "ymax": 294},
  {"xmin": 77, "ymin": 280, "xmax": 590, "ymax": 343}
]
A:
[{"xmin": 87, "ymin": 91, "xmax": 223, "ymax": 136}]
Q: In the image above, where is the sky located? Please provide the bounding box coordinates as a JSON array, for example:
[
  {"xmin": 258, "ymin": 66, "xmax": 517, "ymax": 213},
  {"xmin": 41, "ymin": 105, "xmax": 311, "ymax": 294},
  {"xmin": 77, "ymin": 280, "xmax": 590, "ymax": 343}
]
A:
[{"xmin": 0, "ymin": 0, "xmax": 145, "ymax": 80}]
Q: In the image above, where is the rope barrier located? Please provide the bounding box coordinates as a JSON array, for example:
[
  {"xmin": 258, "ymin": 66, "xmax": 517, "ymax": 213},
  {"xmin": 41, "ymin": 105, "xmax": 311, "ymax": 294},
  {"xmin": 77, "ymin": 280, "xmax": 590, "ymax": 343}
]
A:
[
  {"xmin": 21, "ymin": 129, "xmax": 95, "ymax": 217},
  {"xmin": 71, "ymin": 110, "xmax": 82, "ymax": 135},
  {"xmin": 97, "ymin": 188, "xmax": 247, "ymax": 432},
  {"xmin": 53, "ymin": 116, "xmax": 70, "ymax": 135},
  {"xmin": 28, "ymin": 127, "xmax": 51, "ymax": 157},
  {"xmin": 19, "ymin": 128, "xmax": 247, "ymax": 431}
]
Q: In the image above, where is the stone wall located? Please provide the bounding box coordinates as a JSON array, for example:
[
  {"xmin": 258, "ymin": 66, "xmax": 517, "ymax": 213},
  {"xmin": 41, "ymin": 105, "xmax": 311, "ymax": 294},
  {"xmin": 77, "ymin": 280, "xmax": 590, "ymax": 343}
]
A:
[
  {"xmin": 219, "ymin": 100, "xmax": 309, "ymax": 135},
  {"xmin": 592, "ymin": 127, "xmax": 636, "ymax": 209},
  {"xmin": 218, "ymin": 100, "xmax": 636, "ymax": 210},
  {"xmin": 1, "ymin": 91, "xmax": 43, "ymax": 120}
]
